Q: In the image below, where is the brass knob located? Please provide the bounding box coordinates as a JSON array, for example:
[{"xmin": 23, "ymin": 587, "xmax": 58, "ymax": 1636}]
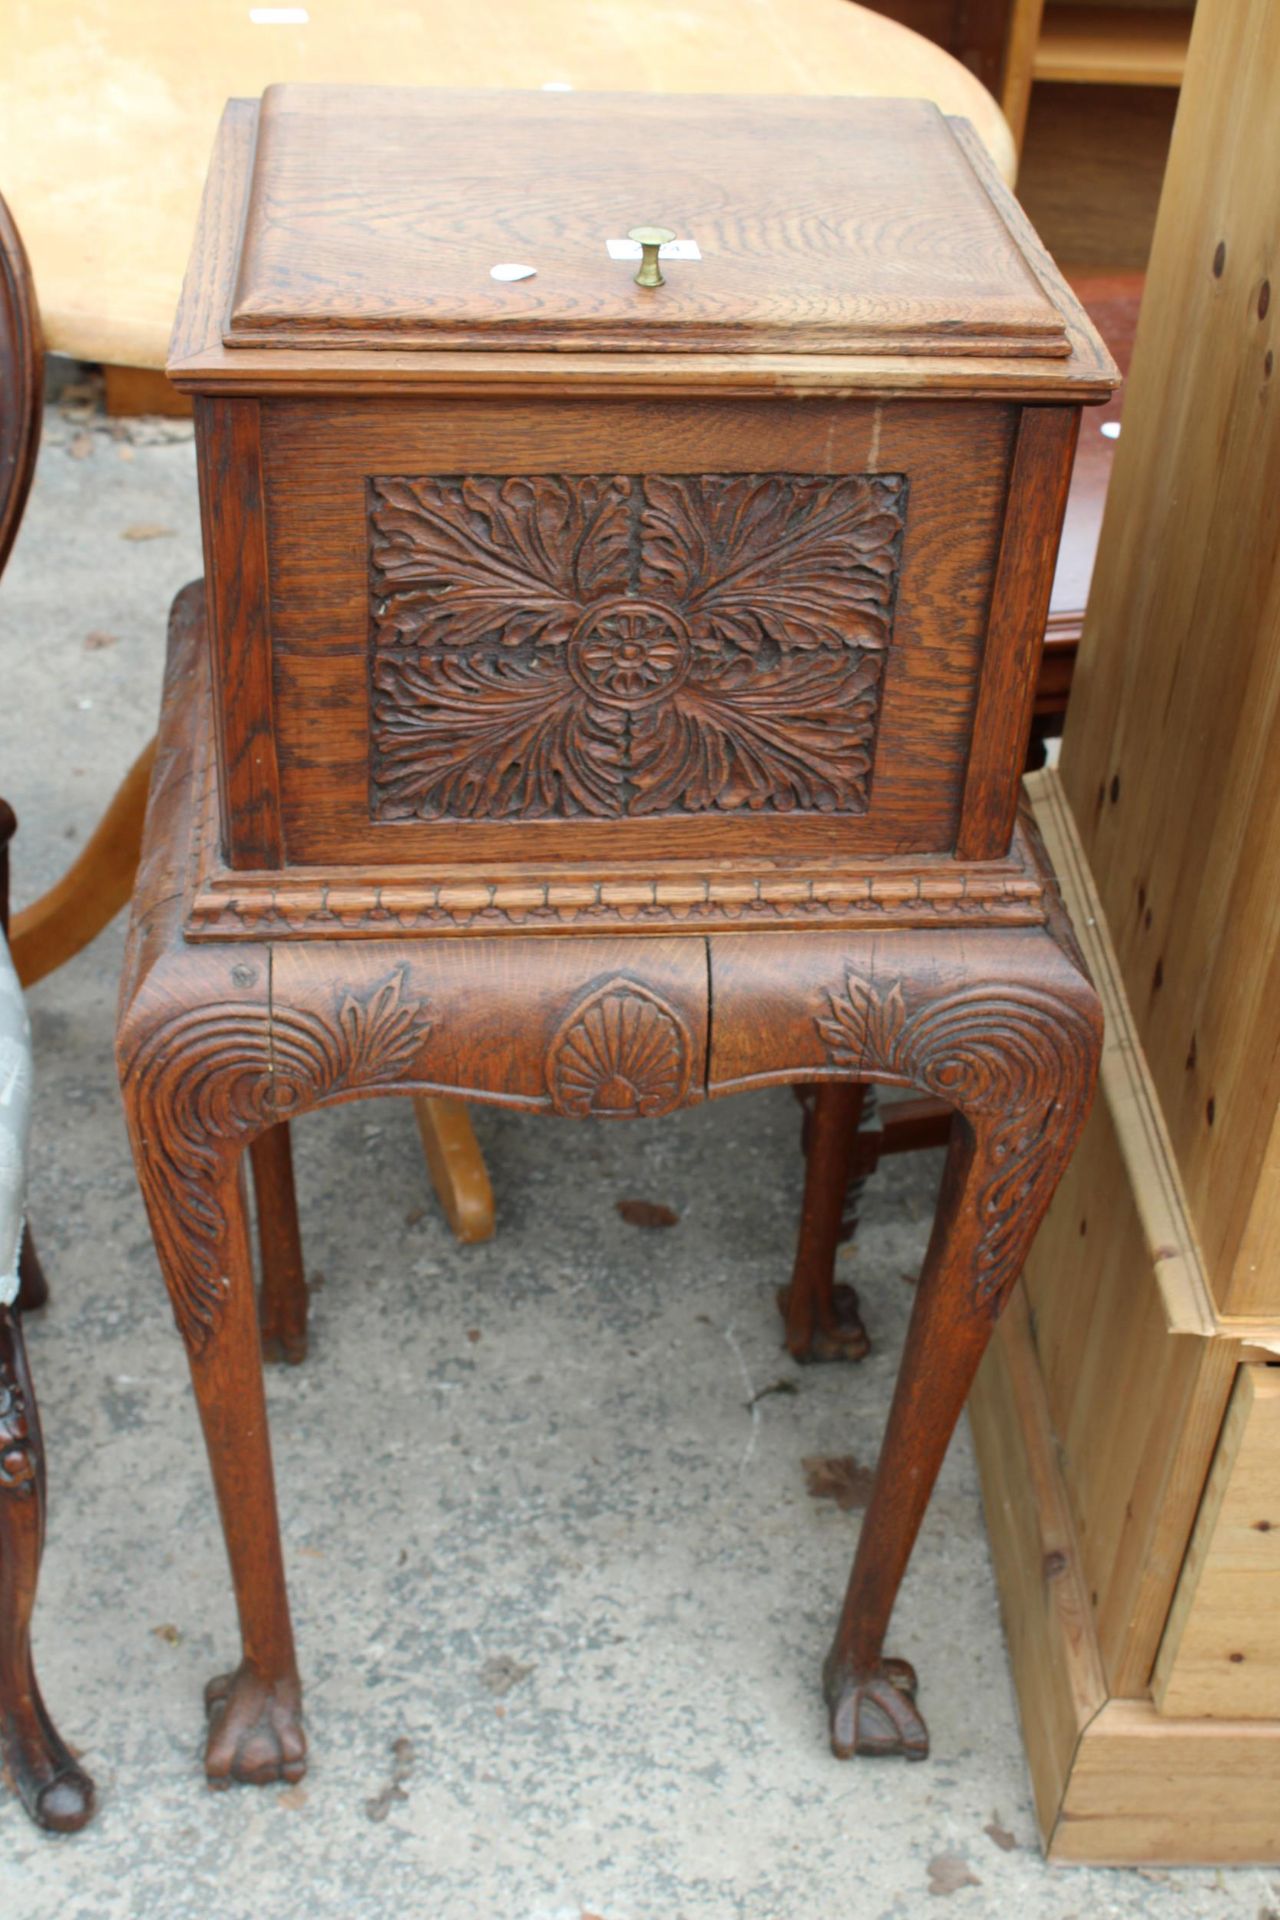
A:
[{"xmin": 628, "ymin": 224, "xmax": 676, "ymax": 290}]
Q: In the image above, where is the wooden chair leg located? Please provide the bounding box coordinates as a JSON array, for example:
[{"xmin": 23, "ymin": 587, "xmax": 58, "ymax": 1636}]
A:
[
  {"xmin": 413, "ymin": 1095, "xmax": 495, "ymax": 1244},
  {"xmin": 9, "ymin": 737, "xmax": 156, "ymax": 989},
  {"xmin": 0, "ymin": 1304, "xmax": 94, "ymax": 1831},
  {"xmin": 250, "ymin": 1124, "xmax": 308, "ymax": 1366},
  {"xmin": 778, "ymin": 1082, "xmax": 870, "ymax": 1362}
]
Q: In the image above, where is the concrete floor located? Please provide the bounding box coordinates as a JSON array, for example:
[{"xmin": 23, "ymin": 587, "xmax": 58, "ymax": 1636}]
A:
[{"xmin": 1, "ymin": 380, "xmax": 1276, "ymax": 1918}]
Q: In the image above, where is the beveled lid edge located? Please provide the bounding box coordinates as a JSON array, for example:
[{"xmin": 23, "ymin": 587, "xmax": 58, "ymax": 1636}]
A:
[{"xmin": 168, "ymin": 98, "xmax": 1119, "ymax": 400}]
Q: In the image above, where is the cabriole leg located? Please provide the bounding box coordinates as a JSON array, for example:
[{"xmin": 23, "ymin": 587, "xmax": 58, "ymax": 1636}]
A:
[
  {"xmin": 814, "ymin": 969, "xmax": 1100, "ymax": 1759},
  {"xmin": 119, "ymin": 995, "xmax": 306, "ymax": 1790}
]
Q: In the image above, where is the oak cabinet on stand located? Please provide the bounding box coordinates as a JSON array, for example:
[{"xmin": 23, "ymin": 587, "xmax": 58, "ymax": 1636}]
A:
[{"xmin": 115, "ymin": 84, "xmax": 1114, "ymax": 1788}]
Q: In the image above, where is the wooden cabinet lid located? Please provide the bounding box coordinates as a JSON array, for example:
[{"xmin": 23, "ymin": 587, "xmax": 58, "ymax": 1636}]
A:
[{"xmin": 222, "ymin": 85, "xmax": 1068, "ymax": 358}]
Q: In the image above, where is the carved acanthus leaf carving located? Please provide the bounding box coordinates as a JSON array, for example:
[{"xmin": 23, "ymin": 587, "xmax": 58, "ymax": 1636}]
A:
[
  {"xmin": 817, "ymin": 974, "xmax": 1097, "ymax": 1310},
  {"xmin": 124, "ymin": 971, "xmax": 433, "ymax": 1352},
  {"xmin": 547, "ymin": 977, "xmax": 694, "ymax": 1118},
  {"xmin": 369, "ymin": 471, "xmax": 905, "ymax": 822}
]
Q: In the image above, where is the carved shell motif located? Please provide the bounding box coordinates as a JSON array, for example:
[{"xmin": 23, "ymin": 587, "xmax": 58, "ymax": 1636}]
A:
[{"xmin": 547, "ymin": 978, "xmax": 694, "ymax": 1119}]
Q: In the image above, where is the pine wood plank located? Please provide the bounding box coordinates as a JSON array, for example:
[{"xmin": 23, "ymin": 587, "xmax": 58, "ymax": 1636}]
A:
[
  {"xmin": 1023, "ymin": 769, "xmax": 1237, "ymax": 1693},
  {"xmin": 1052, "ymin": 1696, "xmax": 1280, "ymax": 1863},
  {"xmin": 1060, "ymin": 0, "xmax": 1280, "ymax": 1316},
  {"xmin": 969, "ymin": 1282, "xmax": 1106, "ymax": 1841},
  {"xmin": 1154, "ymin": 1367, "xmax": 1280, "ymax": 1718}
]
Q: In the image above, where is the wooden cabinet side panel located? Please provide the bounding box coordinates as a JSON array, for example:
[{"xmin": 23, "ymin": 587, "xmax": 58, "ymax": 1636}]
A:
[
  {"xmin": 195, "ymin": 396, "xmax": 284, "ymax": 868},
  {"xmin": 969, "ymin": 1284, "xmax": 1106, "ymax": 1846},
  {"xmin": 956, "ymin": 404, "xmax": 1078, "ymax": 859},
  {"xmin": 1154, "ymin": 1367, "xmax": 1280, "ymax": 1718},
  {"xmin": 1059, "ymin": 0, "xmax": 1280, "ymax": 1312},
  {"xmin": 1023, "ymin": 1085, "xmax": 1235, "ymax": 1694}
]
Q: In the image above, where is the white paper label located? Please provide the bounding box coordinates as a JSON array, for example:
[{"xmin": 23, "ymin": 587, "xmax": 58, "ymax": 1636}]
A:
[
  {"xmin": 606, "ymin": 238, "xmax": 702, "ymax": 262},
  {"xmin": 490, "ymin": 263, "xmax": 537, "ymax": 282}
]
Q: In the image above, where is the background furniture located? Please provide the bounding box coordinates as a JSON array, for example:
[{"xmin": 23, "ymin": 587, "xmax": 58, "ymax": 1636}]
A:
[
  {"xmin": 967, "ymin": 0, "xmax": 1280, "ymax": 1860},
  {"xmin": 0, "ymin": 817, "xmax": 95, "ymax": 1835},
  {"xmin": 0, "ymin": 199, "xmax": 94, "ymax": 1833},
  {"xmin": 1001, "ymin": 0, "xmax": 1194, "ymax": 158},
  {"xmin": 0, "ymin": 0, "xmax": 1015, "ymax": 376}
]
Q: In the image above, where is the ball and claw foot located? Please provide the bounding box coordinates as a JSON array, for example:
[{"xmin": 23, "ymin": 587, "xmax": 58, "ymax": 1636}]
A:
[
  {"xmin": 823, "ymin": 1652, "xmax": 930, "ymax": 1761},
  {"xmin": 259, "ymin": 1326, "xmax": 308, "ymax": 1368},
  {"xmin": 203, "ymin": 1663, "xmax": 307, "ymax": 1788},
  {"xmin": 776, "ymin": 1283, "xmax": 871, "ymax": 1364},
  {"xmin": 8, "ymin": 1730, "xmax": 96, "ymax": 1833}
]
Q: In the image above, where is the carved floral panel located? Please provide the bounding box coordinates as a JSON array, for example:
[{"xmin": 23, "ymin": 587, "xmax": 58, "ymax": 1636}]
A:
[{"xmin": 367, "ymin": 471, "xmax": 906, "ymax": 822}]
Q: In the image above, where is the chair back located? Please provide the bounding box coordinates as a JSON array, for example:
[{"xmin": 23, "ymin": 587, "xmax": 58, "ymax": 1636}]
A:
[{"xmin": 0, "ymin": 194, "xmax": 43, "ymax": 580}]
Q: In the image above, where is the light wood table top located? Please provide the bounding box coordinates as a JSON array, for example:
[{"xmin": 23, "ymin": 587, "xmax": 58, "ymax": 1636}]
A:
[{"xmin": 2, "ymin": 0, "xmax": 1014, "ymax": 371}]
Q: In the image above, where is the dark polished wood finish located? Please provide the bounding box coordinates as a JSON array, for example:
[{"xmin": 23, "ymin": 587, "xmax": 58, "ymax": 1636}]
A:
[
  {"xmin": 0, "ymin": 192, "xmax": 95, "ymax": 1835},
  {"xmin": 120, "ymin": 87, "xmax": 1114, "ymax": 1786}
]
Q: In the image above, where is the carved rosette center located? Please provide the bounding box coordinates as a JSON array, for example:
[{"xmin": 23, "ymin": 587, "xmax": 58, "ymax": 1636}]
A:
[{"xmin": 568, "ymin": 600, "xmax": 690, "ymax": 705}]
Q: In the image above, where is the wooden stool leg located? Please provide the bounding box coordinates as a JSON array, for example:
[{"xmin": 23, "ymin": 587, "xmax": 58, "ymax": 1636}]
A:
[
  {"xmin": 816, "ymin": 975, "xmax": 1099, "ymax": 1762},
  {"xmin": 778, "ymin": 1082, "xmax": 870, "ymax": 1362},
  {"xmin": 0, "ymin": 1305, "xmax": 94, "ymax": 1831},
  {"xmin": 250, "ymin": 1124, "xmax": 308, "ymax": 1366},
  {"xmin": 413, "ymin": 1095, "xmax": 495, "ymax": 1244}
]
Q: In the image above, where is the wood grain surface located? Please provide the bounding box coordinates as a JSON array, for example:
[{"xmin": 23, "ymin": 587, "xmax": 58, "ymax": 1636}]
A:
[
  {"xmin": 236, "ymin": 395, "xmax": 1016, "ymax": 871},
  {"xmin": 169, "ymin": 97, "xmax": 1114, "ymax": 400},
  {"xmin": 1061, "ymin": 0, "xmax": 1280, "ymax": 1316},
  {"xmin": 228, "ymin": 89, "xmax": 1060, "ymax": 358}
]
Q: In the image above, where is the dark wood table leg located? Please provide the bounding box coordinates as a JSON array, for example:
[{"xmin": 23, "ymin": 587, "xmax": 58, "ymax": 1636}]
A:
[
  {"xmin": 0, "ymin": 1304, "xmax": 94, "ymax": 1831},
  {"xmin": 250, "ymin": 1124, "xmax": 308, "ymax": 1367},
  {"xmin": 778, "ymin": 1081, "xmax": 870, "ymax": 1362}
]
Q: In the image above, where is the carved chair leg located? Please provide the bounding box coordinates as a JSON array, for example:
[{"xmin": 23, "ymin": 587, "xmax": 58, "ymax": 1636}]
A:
[
  {"xmin": 821, "ymin": 1017, "xmax": 1095, "ymax": 1762},
  {"xmin": 779, "ymin": 1082, "xmax": 870, "ymax": 1362},
  {"xmin": 250, "ymin": 1124, "xmax": 308, "ymax": 1366},
  {"xmin": 0, "ymin": 1305, "xmax": 94, "ymax": 1831},
  {"xmin": 16, "ymin": 1230, "xmax": 48, "ymax": 1314}
]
